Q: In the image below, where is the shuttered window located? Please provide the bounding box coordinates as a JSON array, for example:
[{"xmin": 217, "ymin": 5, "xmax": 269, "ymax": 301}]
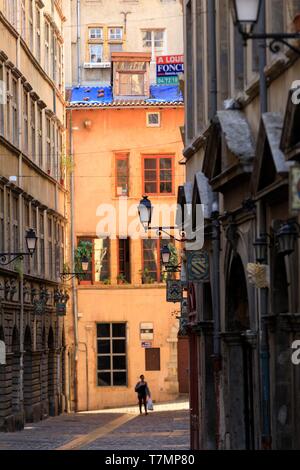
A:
[{"xmin": 145, "ymin": 348, "xmax": 161, "ymax": 371}]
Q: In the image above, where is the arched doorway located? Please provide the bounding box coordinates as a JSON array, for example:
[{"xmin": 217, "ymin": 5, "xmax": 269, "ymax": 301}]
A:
[
  {"xmin": 225, "ymin": 254, "xmax": 255, "ymax": 450},
  {"xmin": 11, "ymin": 327, "xmax": 21, "ymax": 413},
  {"xmin": 23, "ymin": 325, "xmax": 33, "ymax": 422},
  {"xmin": 48, "ymin": 327, "xmax": 57, "ymax": 416},
  {"xmin": 41, "ymin": 327, "xmax": 48, "ymax": 418}
]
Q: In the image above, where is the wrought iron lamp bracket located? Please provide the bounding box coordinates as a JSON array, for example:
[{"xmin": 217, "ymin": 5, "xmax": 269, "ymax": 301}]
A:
[
  {"xmin": 0, "ymin": 253, "xmax": 32, "ymax": 266},
  {"xmin": 241, "ymin": 31, "xmax": 300, "ymax": 56}
]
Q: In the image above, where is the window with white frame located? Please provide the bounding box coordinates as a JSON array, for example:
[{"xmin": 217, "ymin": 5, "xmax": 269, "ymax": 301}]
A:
[
  {"xmin": 0, "ymin": 64, "xmax": 4, "ymax": 136},
  {"xmin": 89, "ymin": 44, "xmax": 103, "ymax": 63},
  {"xmin": 46, "ymin": 116, "xmax": 51, "ymax": 174},
  {"xmin": 45, "ymin": 21, "xmax": 50, "ymax": 74},
  {"xmin": 142, "ymin": 29, "xmax": 165, "ymax": 50},
  {"xmin": 109, "ymin": 27, "xmax": 123, "ymax": 40},
  {"xmin": 11, "ymin": 78, "xmax": 18, "ymax": 147},
  {"xmin": 39, "ymin": 210, "xmax": 44, "ymax": 275},
  {"xmin": 6, "ymin": 71, "xmax": 11, "ymax": 141},
  {"xmin": 147, "ymin": 112, "xmax": 161, "ymax": 127},
  {"xmin": 21, "ymin": 0, "xmax": 26, "ymax": 40},
  {"xmin": 12, "ymin": 194, "xmax": 19, "ymax": 254},
  {"xmin": 89, "ymin": 27, "xmax": 103, "ymax": 40},
  {"xmin": 30, "ymin": 99, "xmax": 36, "ymax": 161},
  {"xmin": 36, "ymin": 6, "xmax": 41, "ymax": 61},
  {"xmin": 29, "ymin": 0, "xmax": 34, "ymax": 51},
  {"xmin": 23, "ymin": 90, "xmax": 29, "ymax": 154},
  {"xmin": 37, "ymin": 107, "xmax": 43, "ymax": 168},
  {"xmin": 48, "ymin": 215, "xmax": 53, "ymax": 278}
]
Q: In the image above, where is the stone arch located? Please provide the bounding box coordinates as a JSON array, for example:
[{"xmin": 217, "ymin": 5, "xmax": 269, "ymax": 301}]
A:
[
  {"xmin": 224, "ymin": 249, "xmax": 255, "ymax": 450},
  {"xmin": 40, "ymin": 326, "xmax": 48, "ymax": 418},
  {"xmin": 48, "ymin": 327, "xmax": 57, "ymax": 416},
  {"xmin": 23, "ymin": 325, "xmax": 33, "ymax": 422},
  {"xmin": 11, "ymin": 326, "xmax": 21, "ymax": 414}
]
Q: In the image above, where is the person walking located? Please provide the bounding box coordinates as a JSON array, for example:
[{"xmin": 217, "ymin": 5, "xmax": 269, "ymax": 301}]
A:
[{"xmin": 135, "ymin": 375, "xmax": 150, "ymax": 415}]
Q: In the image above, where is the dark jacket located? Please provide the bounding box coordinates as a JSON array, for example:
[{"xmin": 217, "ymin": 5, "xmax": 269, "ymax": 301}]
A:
[{"xmin": 135, "ymin": 381, "xmax": 150, "ymax": 397}]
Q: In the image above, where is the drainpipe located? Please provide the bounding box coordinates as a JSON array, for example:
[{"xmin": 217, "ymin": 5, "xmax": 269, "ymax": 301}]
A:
[
  {"xmin": 208, "ymin": 0, "xmax": 221, "ymax": 450},
  {"xmin": 257, "ymin": 0, "xmax": 271, "ymax": 450},
  {"xmin": 77, "ymin": 0, "xmax": 81, "ymax": 86},
  {"xmin": 69, "ymin": 110, "xmax": 79, "ymax": 412}
]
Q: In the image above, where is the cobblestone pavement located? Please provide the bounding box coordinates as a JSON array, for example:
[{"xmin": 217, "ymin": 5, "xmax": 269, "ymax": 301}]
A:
[{"xmin": 0, "ymin": 401, "xmax": 190, "ymax": 450}]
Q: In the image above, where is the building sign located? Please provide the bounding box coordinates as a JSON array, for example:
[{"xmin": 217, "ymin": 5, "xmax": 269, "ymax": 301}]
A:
[
  {"xmin": 166, "ymin": 280, "xmax": 183, "ymax": 303},
  {"xmin": 290, "ymin": 164, "xmax": 300, "ymax": 212},
  {"xmin": 187, "ymin": 250, "xmax": 210, "ymax": 282},
  {"xmin": 141, "ymin": 341, "xmax": 152, "ymax": 349},
  {"xmin": 56, "ymin": 303, "xmax": 67, "ymax": 317},
  {"xmin": 157, "ymin": 76, "xmax": 179, "ymax": 86},
  {"xmin": 140, "ymin": 323, "xmax": 154, "ymax": 340},
  {"xmin": 156, "ymin": 55, "xmax": 184, "ymax": 84},
  {"xmin": 0, "ymin": 340, "xmax": 5, "ymax": 365}
]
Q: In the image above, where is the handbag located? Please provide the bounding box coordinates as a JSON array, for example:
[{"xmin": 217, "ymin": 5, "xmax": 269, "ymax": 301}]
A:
[{"xmin": 147, "ymin": 398, "xmax": 154, "ymax": 411}]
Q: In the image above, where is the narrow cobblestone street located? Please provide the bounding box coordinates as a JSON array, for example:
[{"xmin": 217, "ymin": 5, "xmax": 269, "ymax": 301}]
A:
[{"xmin": 0, "ymin": 401, "xmax": 190, "ymax": 450}]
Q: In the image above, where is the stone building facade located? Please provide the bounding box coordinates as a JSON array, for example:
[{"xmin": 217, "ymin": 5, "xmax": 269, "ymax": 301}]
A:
[
  {"xmin": 0, "ymin": 0, "xmax": 71, "ymax": 431},
  {"xmin": 181, "ymin": 0, "xmax": 300, "ymax": 450}
]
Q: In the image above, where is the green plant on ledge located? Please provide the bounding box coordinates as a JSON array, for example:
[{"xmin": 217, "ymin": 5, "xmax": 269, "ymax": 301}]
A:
[
  {"xmin": 140, "ymin": 268, "xmax": 156, "ymax": 285},
  {"xmin": 102, "ymin": 278, "xmax": 111, "ymax": 285},
  {"xmin": 117, "ymin": 273, "xmax": 130, "ymax": 285},
  {"xmin": 74, "ymin": 240, "xmax": 92, "ymax": 279}
]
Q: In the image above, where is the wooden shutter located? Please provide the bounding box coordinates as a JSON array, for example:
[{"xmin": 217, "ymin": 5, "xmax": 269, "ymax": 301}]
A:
[{"xmin": 145, "ymin": 348, "xmax": 160, "ymax": 371}]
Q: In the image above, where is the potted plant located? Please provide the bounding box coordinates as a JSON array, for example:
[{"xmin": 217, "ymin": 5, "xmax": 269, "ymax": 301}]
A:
[
  {"xmin": 117, "ymin": 273, "xmax": 129, "ymax": 285},
  {"xmin": 140, "ymin": 268, "xmax": 155, "ymax": 285},
  {"xmin": 74, "ymin": 240, "xmax": 92, "ymax": 282}
]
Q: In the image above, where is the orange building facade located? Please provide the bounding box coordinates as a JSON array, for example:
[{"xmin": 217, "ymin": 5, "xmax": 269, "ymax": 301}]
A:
[{"xmin": 67, "ymin": 53, "xmax": 185, "ymax": 410}]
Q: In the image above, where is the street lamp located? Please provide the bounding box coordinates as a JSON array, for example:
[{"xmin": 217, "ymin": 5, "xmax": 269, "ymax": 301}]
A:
[
  {"xmin": 231, "ymin": 0, "xmax": 261, "ymax": 34},
  {"xmin": 138, "ymin": 196, "xmax": 153, "ymax": 232},
  {"xmin": 25, "ymin": 229, "xmax": 38, "ymax": 256},
  {"xmin": 60, "ymin": 256, "xmax": 90, "ymax": 282},
  {"xmin": 138, "ymin": 195, "xmax": 194, "ymax": 242},
  {"xmin": 0, "ymin": 229, "xmax": 37, "ymax": 266},
  {"xmin": 161, "ymin": 245, "xmax": 171, "ymax": 265},
  {"xmin": 253, "ymin": 234, "xmax": 269, "ymax": 264},
  {"xmin": 230, "ymin": 0, "xmax": 300, "ymax": 55},
  {"xmin": 276, "ymin": 222, "xmax": 299, "ymax": 256}
]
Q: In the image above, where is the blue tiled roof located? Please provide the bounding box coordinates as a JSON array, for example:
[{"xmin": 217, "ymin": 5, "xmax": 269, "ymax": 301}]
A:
[
  {"xmin": 69, "ymin": 85, "xmax": 183, "ymax": 107},
  {"xmin": 71, "ymin": 86, "xmax": 113, "ymax": 104}
]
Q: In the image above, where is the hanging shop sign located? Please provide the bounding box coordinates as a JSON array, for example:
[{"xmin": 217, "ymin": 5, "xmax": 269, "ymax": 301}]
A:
[
  {"xmin": 290, "ymin": 164, "xmax": 300, "ymax": 213},
  {"xmin": 186, "ymin": 250, "xmax": 210, "ymax": 282},
  {"xmin": 56, "ymin": 303, "xmax": 67, "ymax": 317},
  {"xmin": 0, "ymin": 340, "xmax": 5, "ymax": 365},
  {"xmin": 166, "ymin": 280, "xmax": 183, "ymax": 303}
]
